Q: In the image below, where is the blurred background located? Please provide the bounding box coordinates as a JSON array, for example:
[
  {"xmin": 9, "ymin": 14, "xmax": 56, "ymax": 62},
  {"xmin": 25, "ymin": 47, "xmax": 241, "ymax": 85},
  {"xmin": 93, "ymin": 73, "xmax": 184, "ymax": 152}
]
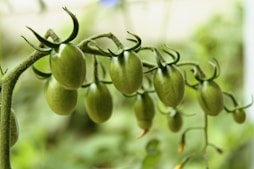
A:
[{"xmin": 1, "ymin": 0, "xmax": 253, "ymax": 168}]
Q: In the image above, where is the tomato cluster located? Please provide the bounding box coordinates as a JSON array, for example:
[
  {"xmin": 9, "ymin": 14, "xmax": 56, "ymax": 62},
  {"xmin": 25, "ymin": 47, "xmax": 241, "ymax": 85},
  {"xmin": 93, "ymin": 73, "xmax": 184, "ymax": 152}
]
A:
[
  {"xmin": 9, "ymin": 7, "xmax": 252, "ymax": 169},
  {"xmin": 24, "ymin": 7, "xmax": 252, "ymax": 145},
  {"xmin": 27, "ymin": 14, "xmax": 252, "ymax": 134}
]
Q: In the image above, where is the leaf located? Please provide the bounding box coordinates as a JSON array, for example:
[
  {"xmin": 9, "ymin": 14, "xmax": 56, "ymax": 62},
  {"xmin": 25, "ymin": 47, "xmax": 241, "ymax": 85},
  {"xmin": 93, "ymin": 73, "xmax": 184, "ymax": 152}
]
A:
[{"xmin": 141, "ymin": 139, "xmax": 161, "ymax": 169}]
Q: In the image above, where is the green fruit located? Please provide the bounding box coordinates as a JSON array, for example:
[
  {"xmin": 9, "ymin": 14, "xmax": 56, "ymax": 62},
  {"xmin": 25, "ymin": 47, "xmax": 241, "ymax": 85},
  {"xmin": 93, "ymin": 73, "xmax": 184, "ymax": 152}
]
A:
[
  {"xmin": 44, "ymin": 76, "xmax": 77, "ymax": 115},
  {"xmin": 85, "ymin": 83, "xmax": 113, "ymax": 123},
  {"xmin": 167, "ymin": 112, "xmax": 183, "ymax": 132},
  {"xmin": 134, "ymin": 92, "xmax": 155, "ymax": 131},
  {"xmin": 0, "ymin": 107, "xmax": 19, "ymax": 147},
  {"xmin": 50, "ymin": 43, "xmax": 86, "ymax": 89},
  {"xmin": 154, "ymin": 64, "xmax": 185, "ymax": 108},
  {"xmin": 10, "ymin": 110, "xmax": 19, "ymax": 147},
  {"xmin": 233, "ymin": 109, "xmax": 246, "ymax": 124},
  {"xmin": 110, "ymin": 51, "xmax": 143, "ymax": 94},
  {"xmin": 197, "ymin": 81, "xmax": 223, "ymax": 116}
]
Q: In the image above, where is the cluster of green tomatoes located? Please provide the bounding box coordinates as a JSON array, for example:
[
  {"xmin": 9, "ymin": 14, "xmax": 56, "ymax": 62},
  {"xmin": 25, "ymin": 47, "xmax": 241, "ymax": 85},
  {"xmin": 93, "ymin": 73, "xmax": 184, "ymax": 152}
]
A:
[
  {"xmin": 22, "ymin": 7, "xmax": 252, "ymax": 139},
  {"xmin": 0, "ymin": 8, "xmax": 251, "ymax": 169}
]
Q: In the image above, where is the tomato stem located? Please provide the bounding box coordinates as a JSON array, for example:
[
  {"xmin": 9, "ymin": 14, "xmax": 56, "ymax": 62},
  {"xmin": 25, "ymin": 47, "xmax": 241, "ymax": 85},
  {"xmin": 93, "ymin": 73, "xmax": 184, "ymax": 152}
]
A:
[
  {"xmin": 0, "ymin": 51, "xmax": 49, "ymax": 169},
  {"xmin": 78, "ymin": 32, "xmax": 124, "ymax": 57},
  {"xmin": 177, "ymin": 62, "xmax": 206, "ymax": 80},
  {"xmin": 93, "ymin": 56, "xmax": 99, "ymax": 82},
  {"xmin": 0, "ymin": 28, "xmax": 56, "ymax": 169},
  {"xmin": 203, "ymin": 112, "xmax": 209, "ymax": 152}
]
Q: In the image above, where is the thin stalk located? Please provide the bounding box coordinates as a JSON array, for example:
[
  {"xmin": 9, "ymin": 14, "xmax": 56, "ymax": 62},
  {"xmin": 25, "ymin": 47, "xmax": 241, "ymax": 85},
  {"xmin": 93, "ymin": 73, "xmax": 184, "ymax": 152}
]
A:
[
  {"xmin": 203, "ymin": 113, "xmax": 209, "ymax": 153},
  {"xmin": 177, "ymin": 61, "xmax": 206, "ymax": 79},
  {"xmin": 78, "ymin": 32, "xmax": 124, "ymax": 56},
  {"xmin": 93, "ymin": 56, "xmax": 99, "ymax": 82}
]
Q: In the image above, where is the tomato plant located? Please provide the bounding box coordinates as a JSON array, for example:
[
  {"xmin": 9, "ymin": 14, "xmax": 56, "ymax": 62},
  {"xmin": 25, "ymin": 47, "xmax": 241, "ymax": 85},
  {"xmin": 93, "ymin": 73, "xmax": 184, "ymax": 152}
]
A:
[{"xmin": 0, "ymin": 6, "xmax": 252, "ymax": 169}]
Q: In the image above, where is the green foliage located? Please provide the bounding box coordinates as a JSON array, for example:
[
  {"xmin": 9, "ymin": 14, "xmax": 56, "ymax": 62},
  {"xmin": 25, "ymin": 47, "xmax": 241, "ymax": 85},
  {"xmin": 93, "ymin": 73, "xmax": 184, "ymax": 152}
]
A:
[{"xmin": 141, "ymin": 139, "xmax": 161, "ymax": 169}]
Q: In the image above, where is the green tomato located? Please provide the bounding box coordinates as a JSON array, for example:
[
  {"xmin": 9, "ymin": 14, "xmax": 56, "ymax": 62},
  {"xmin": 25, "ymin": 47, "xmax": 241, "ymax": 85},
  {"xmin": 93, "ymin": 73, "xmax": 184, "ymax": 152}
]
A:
[
  {"xmin": 44, "ymin": 76, "xmax": 77, "ymax": 115},
  {"xmin": 0, "ymin": 107, "xmax": 19, "ymax": 148},
  {"xmin": 110, "ymin": 51, "xmax": 143, "ymax": 94},
  {"xmin": 153, "ymin": 64, "xmax": 185, "ymax": 108},
  {"xmin": 233, "ymin": 109, "xmax": 246, "ymax": 124},
  {"xmin": 50, "ymin": 43, "xmax": 86, "ymax": 89},
  {"xmin": 10, "ymin": 110, "xmax": 19, "ymax": 147},
  {"xmin": 134, "ymin": 92, "xmax": 155, "ymax": 131},
  {"xmin": 85, "ymin": 83, "xmax": 113, "ymax": 123},
  {"xmin": 197, "ymin": 81, "xmax": 224, "ymax": 116},
  {"xmin": 167, "ymin": 112, "xmax": 183, "ymax": 133}
]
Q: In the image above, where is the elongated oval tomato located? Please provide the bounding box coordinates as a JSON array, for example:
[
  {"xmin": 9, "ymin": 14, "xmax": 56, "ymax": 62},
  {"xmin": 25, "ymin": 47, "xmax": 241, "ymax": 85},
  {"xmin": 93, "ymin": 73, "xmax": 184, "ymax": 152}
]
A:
[
  {"xmin": 50, "ymin": 43, "xmax": 86, "ymax": 89},
  {"xmin": 153, "ymin": 64, "xmax": 185, "ymax": 108},
  {"xmin": 134, "ymin": 92, "xmax": 155, "ymax": 131},
  {"xmin": 167, "ymin": 112, "xmax": 183, "ymax": 133},
  {"xmin": 44, "ymin": 76, "xmax": 77, "ymax": 115},
  {"xmin": 197, "ymin": 81, "xmax": 223, "ymax": 116},
  {"xmin": 233, "ymin": 109, "xmax": 246, "ymax": 124},
  {"xmin": 85, "ymin": 83, "xmax": 113, "ymax": 123},
  {"xmin": 0, "ymin": 107, "xmax": 19, "ymax": 147},
  {"xmin": 110, "ymin": 51, "xmax": 143, "ymax": 94}
]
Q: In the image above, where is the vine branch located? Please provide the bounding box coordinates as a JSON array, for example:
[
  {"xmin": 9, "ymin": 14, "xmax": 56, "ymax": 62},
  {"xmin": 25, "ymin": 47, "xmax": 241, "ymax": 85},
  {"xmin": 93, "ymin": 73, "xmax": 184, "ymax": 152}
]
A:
[{"xmin": 0, "ymin": 51, "xmax": 49, "ymax": 169}]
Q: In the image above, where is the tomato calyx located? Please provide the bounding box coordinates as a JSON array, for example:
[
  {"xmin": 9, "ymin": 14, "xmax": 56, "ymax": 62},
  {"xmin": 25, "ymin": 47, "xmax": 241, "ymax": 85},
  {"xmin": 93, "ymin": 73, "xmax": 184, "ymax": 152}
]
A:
[
  {"xmin": 25, "ymin": 7, "xmax": 79, "ymax": 49},
  {"xmin": 154, "ymin": 48, "xmax": 180, "ymax": 69},
  {"xmin": 108, "ymin": 31, "xmax": 141, "ymax": 57},
  {"xmin": 193, "ymin": 59, "xmax": 220, "ymax": 84}
]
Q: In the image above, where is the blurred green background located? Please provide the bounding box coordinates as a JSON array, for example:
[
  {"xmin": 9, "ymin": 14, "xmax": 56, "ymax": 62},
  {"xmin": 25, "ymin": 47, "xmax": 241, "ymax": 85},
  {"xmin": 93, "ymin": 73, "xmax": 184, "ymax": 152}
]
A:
[{"xmin": 1, "ymin": 0, "xmax": 253, "ymax": 169}]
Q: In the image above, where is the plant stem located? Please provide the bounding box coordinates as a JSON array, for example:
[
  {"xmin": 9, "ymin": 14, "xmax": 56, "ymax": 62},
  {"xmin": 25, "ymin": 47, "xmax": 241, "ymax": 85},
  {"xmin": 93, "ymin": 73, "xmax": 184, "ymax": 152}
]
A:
[
  {"xmin": 0, "ymin": 32, "xmax": 121, "ymax": 169},
  {"xmin": 203, "ymin": 112, "xmax": 209, "ymax": 153},
  {"xmin": 78, "ymin": 32, "xmax": 123, "ymax": 56},
  {"xmin": 0, "ymin": 51, "xmax": 49, "ymax": 169}
]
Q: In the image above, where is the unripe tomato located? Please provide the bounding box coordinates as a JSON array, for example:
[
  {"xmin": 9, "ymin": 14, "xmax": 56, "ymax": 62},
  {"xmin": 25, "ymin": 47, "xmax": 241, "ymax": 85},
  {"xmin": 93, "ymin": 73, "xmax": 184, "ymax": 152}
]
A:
[
  {"xmin": 10, "ymin": 110, "xmax": 19, "ymax": 147},
  {"xmin": 197, "ymin": 81, "xmax": 223, "ymax": 116},
  {"xmin": 50, "ymin": 43, "xmax": 86, "ymax": 89},
  {"xmin": 85, "ymin": 83, "xmax": 113, "ymax": 123},
  {"xmin": 233, "ymin": 109, "xmax": 246, "ymax": 124},
  {"xmin": 110, "ymin": 51, "xmax": 143, "ymax": 94},
  {"xmin": 167, "ymin": 112, "xmax": 183, "ymax": 132},
  {"xmin": 153, "ymin": 64, "xmax": 185, "ymax": 108},
  {"xmin": 0, "ymin": 107, "xmax": 19, "ymax": 147},
  {"xmin": 134, "ymin": 92, "xmax": 155, "ymax": 131},
  {"xmin": 44, "ymin": 76, "xmax": 77, "ymax": 115}
]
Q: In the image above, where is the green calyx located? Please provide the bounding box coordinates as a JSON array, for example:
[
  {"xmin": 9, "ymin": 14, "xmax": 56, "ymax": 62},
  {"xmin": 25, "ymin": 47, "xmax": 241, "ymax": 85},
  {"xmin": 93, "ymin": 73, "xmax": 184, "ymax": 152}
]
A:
[{"xmin": 25, "ymin": 7, "xmax": 79, "ymax": 49}]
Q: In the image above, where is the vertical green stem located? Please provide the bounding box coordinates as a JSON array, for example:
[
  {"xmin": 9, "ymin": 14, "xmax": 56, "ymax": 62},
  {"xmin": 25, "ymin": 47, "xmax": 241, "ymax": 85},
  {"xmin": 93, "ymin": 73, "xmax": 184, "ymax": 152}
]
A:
[
  {"xmin": 93, "ymin": 56, "xmax": 99, "ymax": 82},
  {"xmin": 203, "ymin": 112, "xmax": 209, "ymax": 152},
  {"xmin": 0, "ymin": 51, "xmax": 48, "ymax": 169},
  {"xmin": 0, "ymin": 80, "xmax": 15, "ymax": 169}
]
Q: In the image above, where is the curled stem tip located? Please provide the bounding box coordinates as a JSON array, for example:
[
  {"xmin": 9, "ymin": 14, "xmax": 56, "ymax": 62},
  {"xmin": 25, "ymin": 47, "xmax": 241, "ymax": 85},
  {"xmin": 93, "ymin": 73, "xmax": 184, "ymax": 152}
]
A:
[
  {"xmin": 125, "ymin": 31, "xmax": 142, "ymax": 51},
  {"xmin": 26, "ymin": 7, "xmax": 79, "ymax": 48}
]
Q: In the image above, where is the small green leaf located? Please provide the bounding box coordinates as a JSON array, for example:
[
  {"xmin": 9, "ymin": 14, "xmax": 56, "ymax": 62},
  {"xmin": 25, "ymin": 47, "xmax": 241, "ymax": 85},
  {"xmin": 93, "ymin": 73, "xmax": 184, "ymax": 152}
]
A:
[{"xmin": 141, "ymin": 139, "xmax": 161, "ymax": 169}]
